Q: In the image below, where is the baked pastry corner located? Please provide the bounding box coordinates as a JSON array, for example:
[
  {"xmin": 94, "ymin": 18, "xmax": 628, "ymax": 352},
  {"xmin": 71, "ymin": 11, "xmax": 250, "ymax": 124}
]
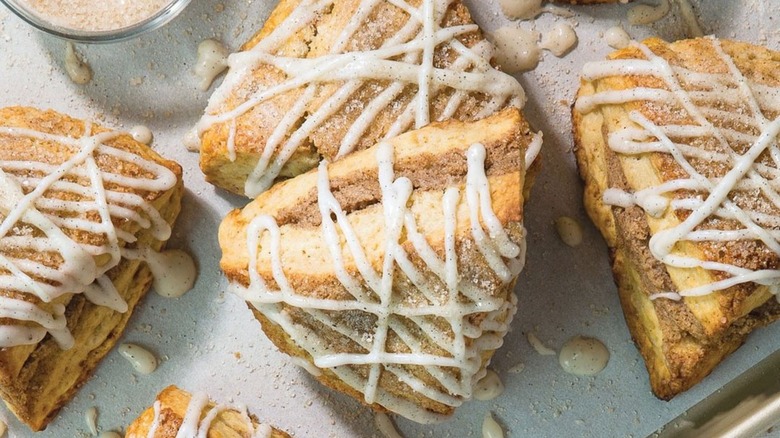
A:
[
  {"xmin": 573, "ymin": 37, "xmax": 780, "ymax": 399},
  {"xmin": 0, "ymin": 107, "xmax": 184, "ymax": 429},
  {"xmin": 126, "ymin": 386, "xmax": 289, "ymax": 438}
]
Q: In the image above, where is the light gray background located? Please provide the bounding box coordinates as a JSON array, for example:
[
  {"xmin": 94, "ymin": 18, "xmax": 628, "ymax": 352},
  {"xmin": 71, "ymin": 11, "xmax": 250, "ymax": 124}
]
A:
[{"xmin": 0, "ymin": 0, "xmax": 778, "ymax": 436}]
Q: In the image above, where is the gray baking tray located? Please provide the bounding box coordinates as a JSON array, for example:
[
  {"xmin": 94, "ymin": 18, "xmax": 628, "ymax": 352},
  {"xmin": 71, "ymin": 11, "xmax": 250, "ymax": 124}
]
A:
[{"xmin": 0, "ymin": 0, "xmax": 778, "ymax": 436}]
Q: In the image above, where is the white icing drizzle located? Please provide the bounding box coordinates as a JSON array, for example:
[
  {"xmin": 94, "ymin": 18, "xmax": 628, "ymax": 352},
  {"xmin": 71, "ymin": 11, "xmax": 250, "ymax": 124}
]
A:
[
  {"xmin": 84, "ymin": 276, "xmax": 127, "ymax": 313},
  {"xmin": 539, "ymin": 23, "xmax": 577, "ymax": 58},
  {"xmin": 193, "ymin": 0, "xmax": 525, "ymax": 198},
  {"xmin": 555, "ymin": 216, "xmax": 583, "ymax": 248},
  {"xmin": 482, "ymin": 412, "xmax": 504, "ymax": 438},
  {"xmin": 0, "ymin": 121, "xmax": 179, "ymax": 348},
  {"xmin": 195, "ymin": 39, "xmax": 230, "ymax": 91},
  {"xmin": 508, "ymin": 361, "xmax": 525, "ymax": 374},
  {"xmin": 604, "ymin": 26, "xmax": 631, "ymax": 50},
  {"xmin": 627, "ymin": 0, "xmax": 703, "ymax": 37},
  {"xmin": 558, "ymin": 336, "xmax": 610, "ymax": 376},
  {"xmin": 147, "ymin": 401, "xmax": 162, "ymax": 438},
  {"xmin": 118, "ymin": 343, "xmax": 158, "ymax": 374},
  {"xmin": 130, "ymin": 125, "xmax": 153, "ymax": 145},
  {"xmin": 576, "ymin": 37, "xmax": 780, "ymax": 301},
  {"xmin": 146, "ymin": 391, "xmax": 272, "ymax": 438},
  {"xmin": 490, "ymin": 26, "xmax": 541, "ymax": 74},
  {"xmin": 64, "ymin": 42, "xmax": 92, "ymax": 85},
  {"xmin": 498, "ymin": 0, "xmax": 573, "ymax": 20},
  {"xmin": 85, "ymin": 406, "xmax": 98, "ymax": 435},
  {"xmin": 177, "ymin": 392, "xmax": 209, "ymax": 438},
  {"xmin": 627, "ymin": 0, "xmax": 670, "ymax": 26},
  {"xmin": 232, "ymin": 142, "xmax": 525, "ymax": 422},
  {"xmin": 498, "ymin": 0, "xmax": 542, "ymax": 20},
  {"xmin": 122, "ymin": 248, "xmax": 197, "ymax": 298},
  {"xmin": 375, "ymin": 412, "xmax": 404, "ymax": 438},
  {"xmin": 673, "ymin": 0, "xmax": 704, "ymax": 37},
  {"xmin": 492, "ymin": 7, "xmax": 581, "ymax": 69},
  {"xmin": 183, "ymin": 127, "xmax": 200, "ymax": 152},
  {"xmin": 290, "ymin": 356, "xmax": 322, "ymax": 377},
  {"xmin": 525, "ymin": 131, "xmax": 543, "ymax": 170},
  {"xmin": 527, "ymin": 331, "xmax": 556, "ymax": 356},
  {"xmin": 473, "ymin": 369, "xmax": 504, "ymax": 401},
  {"xmin": 466, "ymin": 145, "xmax": 522, "ymax": 282}
]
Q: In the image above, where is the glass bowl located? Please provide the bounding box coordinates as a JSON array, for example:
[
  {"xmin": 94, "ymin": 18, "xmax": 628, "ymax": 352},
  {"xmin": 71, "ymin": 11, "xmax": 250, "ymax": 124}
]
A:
[{"xmin": 0, "ymin": 0, "xmax": 192, "ymax": 43}]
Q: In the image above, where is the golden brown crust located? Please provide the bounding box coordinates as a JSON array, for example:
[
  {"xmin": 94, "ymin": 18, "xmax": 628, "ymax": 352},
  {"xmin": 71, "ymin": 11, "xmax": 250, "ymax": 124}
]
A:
[
  {"xmin": 126, "ymin": 386, "xmax": 290, "ymax": 438},
  {"xmin": 199, "ymin": 0, "xmax": 520, "ymax": 196},
  {"xmin": 220, "ymin": 108, "xmax": 530, "ymax": 288},
  {"xmin": 219, "ymin": 108, "xmax": 534, "ymax": 416},
  {"xmin": 610, "ymin": 245, "xmax": 780, "ymax": 399},
  {"xmin": 248, "ymin": 279, "xmax": 519, "ymax": 416},
  {"xmin": 573, "ymin": 38, "xmax": 780, "ymax": 399},
  {"xmin": 0, "ymin": 107, "xmax": 184, "ymax": 430}
]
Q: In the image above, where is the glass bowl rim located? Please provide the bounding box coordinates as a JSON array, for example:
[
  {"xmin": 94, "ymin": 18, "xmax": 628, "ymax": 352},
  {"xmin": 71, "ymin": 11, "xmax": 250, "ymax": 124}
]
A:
[{"xmin": 0, "ymin": 0, "xmax": 192, "ymax": 43}]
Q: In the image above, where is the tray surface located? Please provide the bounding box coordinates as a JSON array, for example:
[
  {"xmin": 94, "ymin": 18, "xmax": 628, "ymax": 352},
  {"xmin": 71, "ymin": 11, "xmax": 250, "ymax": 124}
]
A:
[{"xmin": 0, "ymin": 0, "xmax": 778, "ymax": 436}]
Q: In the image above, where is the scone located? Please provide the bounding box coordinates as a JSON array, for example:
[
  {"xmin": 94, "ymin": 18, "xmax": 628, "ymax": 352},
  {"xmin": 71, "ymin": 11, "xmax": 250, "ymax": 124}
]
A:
[
  {"xmin": 219, "ymin": 108, "xmax": 539, "ymax": 421},
  {"xmin": 572, "ymin": 37, "xmax": 780, "ymax": 399},
  {"xmin": 192, "ymin": 0, "xmax": 526, "ymax": 198},
  {"xmin": 126, "ymin": 386, "xmax": 289, "ymax": 438},
  {"xmin": 0, "ymin": 107, "xmax": 184, "ymax": 430}
]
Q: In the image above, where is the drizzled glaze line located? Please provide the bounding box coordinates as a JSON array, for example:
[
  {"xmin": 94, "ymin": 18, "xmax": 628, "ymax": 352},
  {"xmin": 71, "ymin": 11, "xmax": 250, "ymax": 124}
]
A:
[
  {"xmin": 147, "ymin": 401, "xmax": 162, "ymax": 438},
  {"xmin": 576, "ymin": 38, "xmax": 780, "ymax": 301},
  {"xmin": 232, "ymin": 141, "xmax": 524, "ymax": 422},
  {"xmin": 194, "ymin": 0, "xmax": 526, "ymax": 197},
  {"xmin": 145, "ymin": 391, "xmax": 272, "ymax": 438},
  {"xmin": 0, "ymin": 121, "xmax": 178, "ymax": 348}
]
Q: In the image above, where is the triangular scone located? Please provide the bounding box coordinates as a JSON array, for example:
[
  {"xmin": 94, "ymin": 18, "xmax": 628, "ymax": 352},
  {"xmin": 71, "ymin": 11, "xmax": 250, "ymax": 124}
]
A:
[
  {"xmin": 573, "ymin": 37, "xmax": 780, "ymax": 399},
  {"xmin": 126, "ymin": 386, "xmax": 290, "ymax": 438},
  {"xmin": 0, "ymin": 107, "xmax": 184, "ymax": 430},
  {"xmin": 219, "ymin": 108, "xmax": 538, "ymax": 421},
  {"xmin": 194, "ymin": 0, "xmax": 525, "ymax": 198}
]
